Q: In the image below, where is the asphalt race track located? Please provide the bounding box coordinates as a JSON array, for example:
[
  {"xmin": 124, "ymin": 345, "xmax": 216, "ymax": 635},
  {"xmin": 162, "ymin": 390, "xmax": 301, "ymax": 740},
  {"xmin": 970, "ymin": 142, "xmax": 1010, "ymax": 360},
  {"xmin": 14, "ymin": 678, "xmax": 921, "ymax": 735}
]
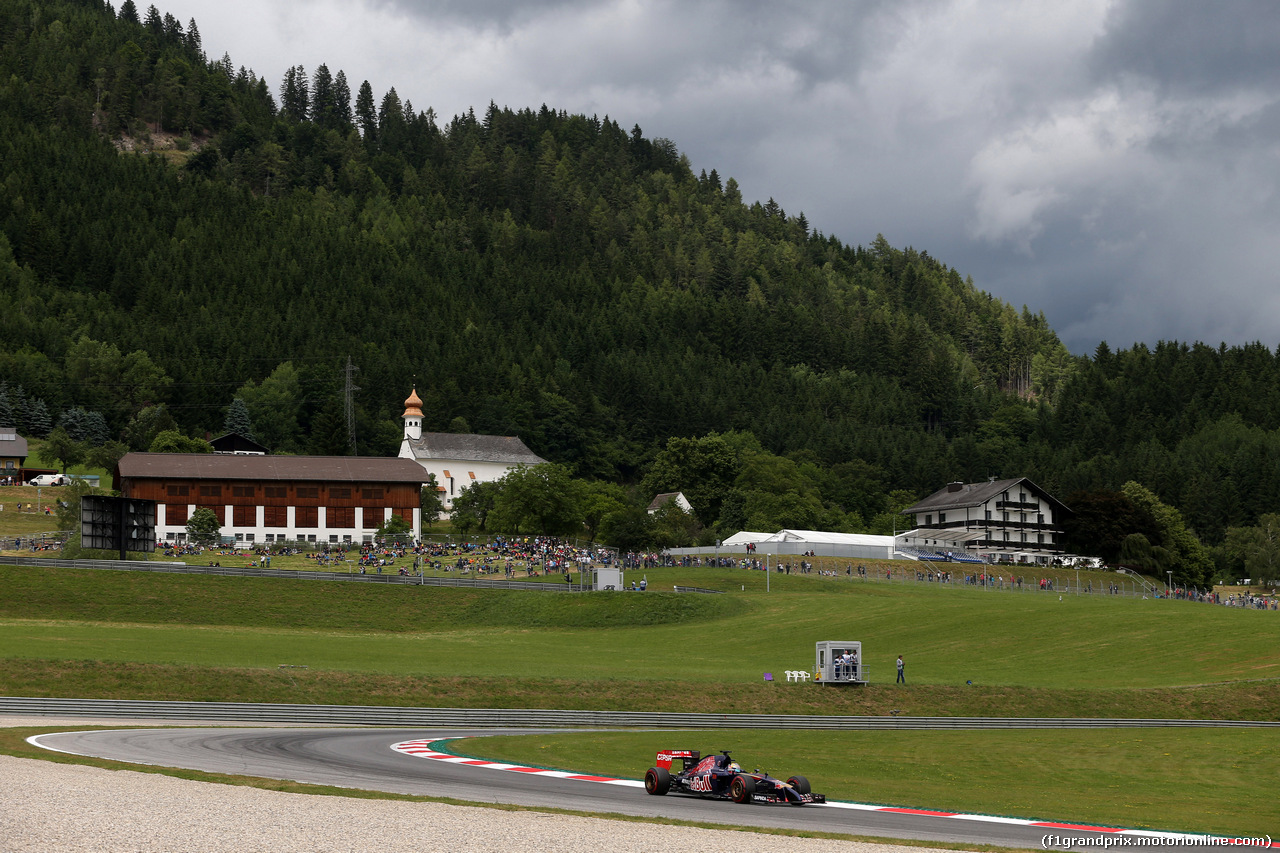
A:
[{"xmin": 30, "ymin": 727, "xmax": 1238, "ymax": 851}]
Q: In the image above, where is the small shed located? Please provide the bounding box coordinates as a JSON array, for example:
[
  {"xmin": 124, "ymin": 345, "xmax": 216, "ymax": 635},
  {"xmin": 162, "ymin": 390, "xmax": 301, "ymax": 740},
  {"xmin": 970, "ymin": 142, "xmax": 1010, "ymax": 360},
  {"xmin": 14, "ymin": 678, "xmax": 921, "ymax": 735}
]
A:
[{"xmin": 814, "ymin": 641, "xmax": 865, "ymax": 685}]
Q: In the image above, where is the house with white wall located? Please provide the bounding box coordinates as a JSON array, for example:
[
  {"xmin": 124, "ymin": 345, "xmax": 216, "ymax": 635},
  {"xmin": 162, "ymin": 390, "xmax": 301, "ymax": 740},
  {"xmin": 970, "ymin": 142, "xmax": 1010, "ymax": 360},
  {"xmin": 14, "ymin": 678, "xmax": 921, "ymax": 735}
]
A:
[{"xmin": 901, "ymin": 477, "xmax": 1071, "ymax": 564}]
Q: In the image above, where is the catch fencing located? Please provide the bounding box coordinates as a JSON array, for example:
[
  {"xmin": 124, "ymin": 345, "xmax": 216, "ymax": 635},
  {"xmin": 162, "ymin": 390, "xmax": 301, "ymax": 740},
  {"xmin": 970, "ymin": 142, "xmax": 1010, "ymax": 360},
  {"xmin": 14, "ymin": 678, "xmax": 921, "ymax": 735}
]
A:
[{"xmin": 0, "ymin": 555, "xmax": 570, "ymax": 592}]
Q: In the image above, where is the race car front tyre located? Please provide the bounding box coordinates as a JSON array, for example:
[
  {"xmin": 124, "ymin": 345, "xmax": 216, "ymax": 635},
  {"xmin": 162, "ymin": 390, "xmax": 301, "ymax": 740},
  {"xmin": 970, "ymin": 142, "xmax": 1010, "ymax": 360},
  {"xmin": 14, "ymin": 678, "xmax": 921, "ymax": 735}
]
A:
[
  {"xmin": 787, "ymin": 775, "xmax": 811, "ymax": 795},
  {"xmin": 730, "ymin": 774, "xmax": 756, "ymax": 804},
  {"xmin": 644, "ymin": 767, "xmax": 670, "ymax": 796}
]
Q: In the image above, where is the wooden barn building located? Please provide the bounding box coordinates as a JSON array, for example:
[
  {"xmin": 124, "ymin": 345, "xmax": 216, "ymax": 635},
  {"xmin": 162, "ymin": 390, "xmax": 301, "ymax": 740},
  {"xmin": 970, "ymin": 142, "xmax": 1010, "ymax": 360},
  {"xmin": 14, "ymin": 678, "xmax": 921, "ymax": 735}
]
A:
[{"xmin": 115, "ymin": 453, "xmax": 427, "ymax": 545}]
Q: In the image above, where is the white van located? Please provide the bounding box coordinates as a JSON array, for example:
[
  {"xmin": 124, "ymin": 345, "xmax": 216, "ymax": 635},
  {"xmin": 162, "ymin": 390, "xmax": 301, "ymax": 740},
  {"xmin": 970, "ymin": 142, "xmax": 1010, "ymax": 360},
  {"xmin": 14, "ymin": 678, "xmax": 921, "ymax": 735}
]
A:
[{"xmin": 27, "ymin": 473, "xmax": 69, "ymax": 486}]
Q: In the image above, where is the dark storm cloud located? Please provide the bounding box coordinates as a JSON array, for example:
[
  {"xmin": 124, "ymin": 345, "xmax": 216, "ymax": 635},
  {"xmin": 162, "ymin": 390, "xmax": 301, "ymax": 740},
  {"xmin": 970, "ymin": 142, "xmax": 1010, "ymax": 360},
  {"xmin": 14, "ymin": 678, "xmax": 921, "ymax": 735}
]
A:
[
  {"xmin": 368, "ymin": 0, "xmax": 594, "ymax": 31},
  {"xmin": 159, "ymin": 0, "xmax": 1280, "ymax": 353},
  {"xmin": 1091, "ymin": 0, "xmax": 1280, "ymax": 94},
  {"xmin": 376, "ymin": 0, "xmax": 883, "ymax": 87}
]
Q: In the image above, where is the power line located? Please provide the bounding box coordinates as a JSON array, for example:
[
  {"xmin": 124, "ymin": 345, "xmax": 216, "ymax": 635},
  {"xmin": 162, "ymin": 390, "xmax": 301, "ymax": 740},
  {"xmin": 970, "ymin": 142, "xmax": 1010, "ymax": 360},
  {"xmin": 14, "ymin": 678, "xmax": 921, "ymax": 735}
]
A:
[{"xmin": 343, "ymin": 357, "xmax": 359, "ymax": 455}]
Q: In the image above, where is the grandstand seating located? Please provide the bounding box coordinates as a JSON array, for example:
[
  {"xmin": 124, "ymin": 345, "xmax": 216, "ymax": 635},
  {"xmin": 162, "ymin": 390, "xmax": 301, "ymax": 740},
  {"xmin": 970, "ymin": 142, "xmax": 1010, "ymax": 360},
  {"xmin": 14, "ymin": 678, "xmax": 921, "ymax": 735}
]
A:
[{"xmin": 895, "ymin": 547, "xmax": 987, "ymax": 564}]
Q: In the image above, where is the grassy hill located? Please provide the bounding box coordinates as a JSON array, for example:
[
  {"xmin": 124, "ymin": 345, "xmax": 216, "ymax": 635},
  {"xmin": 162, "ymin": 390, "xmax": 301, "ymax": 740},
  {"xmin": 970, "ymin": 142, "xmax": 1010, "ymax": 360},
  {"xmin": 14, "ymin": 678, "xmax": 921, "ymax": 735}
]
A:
[{"xmin": 1, "ymin": 563, "xmax": 1275, "ymax": 717}]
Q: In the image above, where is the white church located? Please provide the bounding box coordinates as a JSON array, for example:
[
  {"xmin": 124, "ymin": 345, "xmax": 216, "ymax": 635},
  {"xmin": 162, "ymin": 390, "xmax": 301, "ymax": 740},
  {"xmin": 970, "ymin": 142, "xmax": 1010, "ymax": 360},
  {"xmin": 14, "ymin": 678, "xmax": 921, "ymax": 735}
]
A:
[{"xmin": 397, "ymin": 388, "xmax": 547, "ymax": 513}]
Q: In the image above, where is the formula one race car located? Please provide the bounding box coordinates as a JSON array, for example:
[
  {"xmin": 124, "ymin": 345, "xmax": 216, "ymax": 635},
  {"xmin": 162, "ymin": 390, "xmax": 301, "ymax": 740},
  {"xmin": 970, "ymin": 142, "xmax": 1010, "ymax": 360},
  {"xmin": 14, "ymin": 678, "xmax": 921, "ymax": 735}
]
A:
[{"xmin": 643, "ymin": 749, "xmax": 826, "ymax": 805}]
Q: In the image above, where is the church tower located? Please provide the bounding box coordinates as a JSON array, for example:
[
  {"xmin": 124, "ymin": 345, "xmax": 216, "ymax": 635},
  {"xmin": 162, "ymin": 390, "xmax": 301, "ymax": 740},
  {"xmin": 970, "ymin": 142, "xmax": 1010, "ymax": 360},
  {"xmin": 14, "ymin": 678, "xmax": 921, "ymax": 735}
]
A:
[{"xmin": 402, "ymin": 387, "xmax": 423, "ymax": 441}]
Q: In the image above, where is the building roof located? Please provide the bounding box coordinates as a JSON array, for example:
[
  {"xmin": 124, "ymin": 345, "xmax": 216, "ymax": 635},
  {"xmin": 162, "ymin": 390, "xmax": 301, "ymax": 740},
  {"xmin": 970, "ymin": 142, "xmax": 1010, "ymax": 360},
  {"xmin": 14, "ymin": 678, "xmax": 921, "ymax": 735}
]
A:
[
  {"xmin": 0, "ymin": 430, "xmax": 28, "ymax": 457},
  {"xmin": 901, "ymin": 477, "xmax": 1070, "ymax": 516},
  {"xmin": 721, "ymin": 531, "xmax": 774, "ymax": 547},
  {"xmin": 402, "ymin": 433, "xmax": 546, "ymax": 465},
  {"xmin": 116, "ymin": 452, "xmax": 428, "ymax": 483},
  {"xmin": 647, "ymin": 492, "xmax": 691, "ymax": 512},
  {"xmin": 208, "ymin": 433, "xmax": 269, "ymax": 455},
  {"xmin": 770, "ymin": 529, "xmax": 897, "ymax": 547}
]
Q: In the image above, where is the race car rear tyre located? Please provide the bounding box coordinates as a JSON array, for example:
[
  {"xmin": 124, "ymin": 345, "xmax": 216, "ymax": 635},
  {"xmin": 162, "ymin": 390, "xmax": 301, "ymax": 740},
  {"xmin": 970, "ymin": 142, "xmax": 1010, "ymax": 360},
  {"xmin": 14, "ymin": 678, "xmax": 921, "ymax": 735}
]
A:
[
  {"xmin": 644, "ymin": 766, "xmax": 670, "ymax": 796},
  {"xmin": 730, "ymin": 774, "xmax": 756, "ymax": 804},
  {"xmin": 787, "ymin": 775, "xmax": 811, "ymax": 796}
]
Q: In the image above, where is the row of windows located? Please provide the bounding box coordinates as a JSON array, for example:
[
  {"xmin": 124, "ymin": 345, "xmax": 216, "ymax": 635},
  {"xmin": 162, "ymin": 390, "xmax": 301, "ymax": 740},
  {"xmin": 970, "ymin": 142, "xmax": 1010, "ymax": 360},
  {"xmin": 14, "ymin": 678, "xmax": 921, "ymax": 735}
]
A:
[
  {"xmin": 923, "ymin": 509, "xmax": 1049, "ymax": 525},
  {"xmin": 165, "ymin": 532, "xmax": 370, "ymax": 544},
  {"xmin": 912, "ymin": 532, "xmax": 1055, "ymax": 547},
  {"xmin": 165, "ymin": 505, "xmax": 410, "ymax": 528},
  {"xmin": 986, "ymin": 510, "xmax": 1047, "ymax": 523},
  {"xmin": 166, "ymin": 484, "xmax": 388, "ymax": 500},
  {"xmin": 1000, "ymin": 531, "xmax": 1053, "ymax": 544}
]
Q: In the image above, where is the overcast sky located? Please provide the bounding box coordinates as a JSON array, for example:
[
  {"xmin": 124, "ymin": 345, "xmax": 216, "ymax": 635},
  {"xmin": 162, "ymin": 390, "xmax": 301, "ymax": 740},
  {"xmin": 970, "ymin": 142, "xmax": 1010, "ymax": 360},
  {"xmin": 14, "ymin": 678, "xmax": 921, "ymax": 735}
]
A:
[{"xmin": 156, "ymin": 0, "xmax": 1280, "ymax": 354}]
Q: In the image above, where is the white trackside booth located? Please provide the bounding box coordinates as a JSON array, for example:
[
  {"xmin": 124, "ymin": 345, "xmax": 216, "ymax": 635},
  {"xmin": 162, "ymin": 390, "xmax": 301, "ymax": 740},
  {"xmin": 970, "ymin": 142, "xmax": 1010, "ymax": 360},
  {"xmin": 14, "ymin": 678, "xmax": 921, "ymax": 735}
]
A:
[
  {"xmin": 815, "ymin": 641, "xmax": 865, "ymax": 685},
  {"xmin": 593, "ymin": 567, "xmax": 623, "ymax": 590}
]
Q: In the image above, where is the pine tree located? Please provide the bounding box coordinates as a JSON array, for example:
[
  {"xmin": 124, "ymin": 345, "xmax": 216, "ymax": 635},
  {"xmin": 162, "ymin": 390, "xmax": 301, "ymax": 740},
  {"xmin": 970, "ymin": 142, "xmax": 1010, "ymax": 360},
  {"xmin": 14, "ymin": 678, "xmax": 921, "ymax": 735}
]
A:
[
  {"xmin": 58, "ymin": 407, "xmax": 90, "ymax": 442},
  {"xmin": 83, "ymin": 411, "xmax": 111, "ymax": 446},
  {"xmin": 280, "ymin": 65, "xmax": 309, "ymax": 122},
  {"xmin": 8, "ymin": 385, "xmax": 29, "ymax": 433},
  {"xmin": 0, "ymin": 385, "xmax": 14, "ymax": 428},
  {"xmin": 223, "ymin": 397, "xmax": 256, "ymax": 441},
  {"xmin": 333, "ymin": 70, "xmax": 352, "ymax": 128},
  {"xmin": 162, "ymin": 12, "xmax": 182, "ymax": 44},
  {"xmin": 310, "ymin": 64, "xmax": 334, "ymax": 129},
  {"xmin": 25, "ymin": 399, "xmax": 52, "ymax": 438},
  {"xmin": 118, "ymin": 0, "xmax": 138, "ymax": 25},
  {"xmin": 185, "ymin": 18, "xmax": 202, "ymax": 58},
  {"xmin": 378, "ymin": 87, "xmax": 404, "ymax": 152},
  {"xmin": 355, "ymin": 80, "xmax": 376, "ymax": 142}
]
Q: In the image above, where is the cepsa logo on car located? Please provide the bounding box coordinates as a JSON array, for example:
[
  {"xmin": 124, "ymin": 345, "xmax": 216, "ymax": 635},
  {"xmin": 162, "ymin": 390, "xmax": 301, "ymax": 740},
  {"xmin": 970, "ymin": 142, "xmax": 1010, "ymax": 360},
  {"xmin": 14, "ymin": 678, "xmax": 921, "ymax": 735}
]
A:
[{"xmin": 654, "ymin": 750, "xmax": 697, "ymax": 769}]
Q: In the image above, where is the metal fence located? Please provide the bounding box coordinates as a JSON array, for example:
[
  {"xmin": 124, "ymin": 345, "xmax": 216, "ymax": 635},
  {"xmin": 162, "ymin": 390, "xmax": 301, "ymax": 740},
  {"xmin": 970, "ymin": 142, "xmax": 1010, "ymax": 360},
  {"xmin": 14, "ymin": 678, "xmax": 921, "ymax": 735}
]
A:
[
  {"xmin": 2, "ymin": 696, "xmax": 1275, "ymax": 729},
  {"xmin": 3, "ymin": 555, "xmax": 1264, "ymax": 604},
  {"xmin": 657, "ymin": 553, "xmax": 1273, "ymax": 606},
  {"xmin": 0, "ymin": 555, "xmax": 571, "ymax": 592}
]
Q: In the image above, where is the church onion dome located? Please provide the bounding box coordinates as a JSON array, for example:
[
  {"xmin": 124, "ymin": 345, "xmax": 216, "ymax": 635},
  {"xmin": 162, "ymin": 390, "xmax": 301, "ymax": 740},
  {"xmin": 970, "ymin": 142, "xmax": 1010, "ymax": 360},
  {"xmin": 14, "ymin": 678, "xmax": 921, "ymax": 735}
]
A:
[{"xmin": 402, "ymin": 388, "xmax": 424, "ymax": 419}]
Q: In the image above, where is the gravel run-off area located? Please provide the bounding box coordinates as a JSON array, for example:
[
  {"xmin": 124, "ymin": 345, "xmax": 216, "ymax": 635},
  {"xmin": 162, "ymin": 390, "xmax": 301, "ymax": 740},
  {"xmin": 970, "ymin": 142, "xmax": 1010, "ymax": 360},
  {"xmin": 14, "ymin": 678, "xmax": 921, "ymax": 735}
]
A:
[{"xmin": 0, "ymin": 717, "xmax": 942, "ymax": 853}]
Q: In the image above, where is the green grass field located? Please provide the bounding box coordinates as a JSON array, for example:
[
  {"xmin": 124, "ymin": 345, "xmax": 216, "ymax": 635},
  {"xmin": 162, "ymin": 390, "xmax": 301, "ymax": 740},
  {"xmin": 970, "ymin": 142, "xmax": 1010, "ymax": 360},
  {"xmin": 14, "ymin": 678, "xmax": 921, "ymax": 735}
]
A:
[
  {"xmin": 457, "ymin": 728, "xmax": 1279, "ymax": 836},
  {"xmin": 1, "ymin": 564, "xmax": 1275, "ymax": 691},
  {"xmin": 1, "ymin": 560, "xmax": 1277, "ymax": 838},
  {"xmin": 0, "ymin": 484, "xmax": 64, "ymax": 540}
]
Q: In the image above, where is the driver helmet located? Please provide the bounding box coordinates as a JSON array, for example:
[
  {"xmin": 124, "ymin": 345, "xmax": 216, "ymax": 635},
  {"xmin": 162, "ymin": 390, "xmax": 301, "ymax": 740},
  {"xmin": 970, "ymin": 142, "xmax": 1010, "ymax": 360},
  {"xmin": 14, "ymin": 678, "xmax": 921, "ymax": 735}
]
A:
[{"xmin": 727, "ymin": 762, "xmax": 740, "ymax": 773}]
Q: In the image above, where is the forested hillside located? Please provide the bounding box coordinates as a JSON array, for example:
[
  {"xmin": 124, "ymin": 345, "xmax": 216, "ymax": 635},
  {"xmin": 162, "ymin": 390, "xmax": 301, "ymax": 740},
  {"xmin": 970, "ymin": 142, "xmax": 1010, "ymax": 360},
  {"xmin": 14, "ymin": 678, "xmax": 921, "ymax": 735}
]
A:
[{"xmin": 3, "ymin": 0, "xmax": 1280, "ymax": 584}]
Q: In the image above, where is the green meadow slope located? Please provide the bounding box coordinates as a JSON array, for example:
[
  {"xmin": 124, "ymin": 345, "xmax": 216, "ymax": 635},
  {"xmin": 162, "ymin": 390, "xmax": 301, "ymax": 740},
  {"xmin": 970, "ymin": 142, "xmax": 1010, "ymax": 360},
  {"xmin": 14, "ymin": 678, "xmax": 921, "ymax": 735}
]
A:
[
  {"xmin": 461, "ymin": 728, "xmax": 1280, "ymax": 836},
  {"xmin": 1, "ymin": 564, "xmax": 1276, "ymax": 717}
]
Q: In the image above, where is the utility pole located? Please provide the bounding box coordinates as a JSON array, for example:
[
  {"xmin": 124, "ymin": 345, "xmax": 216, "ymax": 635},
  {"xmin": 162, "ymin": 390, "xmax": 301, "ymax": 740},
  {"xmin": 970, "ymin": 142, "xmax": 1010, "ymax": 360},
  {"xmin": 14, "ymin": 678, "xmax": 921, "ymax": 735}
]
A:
[{"xmin": 343, "ymin": 357, "xmax": 359, "ymax": 455}]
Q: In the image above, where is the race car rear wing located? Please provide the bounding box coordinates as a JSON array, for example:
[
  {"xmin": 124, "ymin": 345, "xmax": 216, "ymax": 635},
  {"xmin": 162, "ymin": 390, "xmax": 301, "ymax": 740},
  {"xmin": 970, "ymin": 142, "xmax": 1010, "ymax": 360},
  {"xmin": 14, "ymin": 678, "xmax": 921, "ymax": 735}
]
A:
[{"xmin": 654, "ymin": 750, "xmax": 700, "ymax": 771}]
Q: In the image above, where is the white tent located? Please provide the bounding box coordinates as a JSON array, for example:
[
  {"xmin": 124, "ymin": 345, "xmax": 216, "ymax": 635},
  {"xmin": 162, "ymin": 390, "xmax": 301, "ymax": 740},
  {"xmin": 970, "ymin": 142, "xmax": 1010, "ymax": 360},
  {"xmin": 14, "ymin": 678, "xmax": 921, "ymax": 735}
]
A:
[
  {"xmin": 668, "ymin": 529, "xmax": 897, "ymax": 560},
  {"xmin": 771, "ymin": 530, "xmax": 896, "ymax": 548},
  {"xmin": 720, "ymin": 531, "xmax": 773, "ymax": 548},
  {"xmin": 764, "ymin": 529, "xmax": 896, "ymax": 559}
]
